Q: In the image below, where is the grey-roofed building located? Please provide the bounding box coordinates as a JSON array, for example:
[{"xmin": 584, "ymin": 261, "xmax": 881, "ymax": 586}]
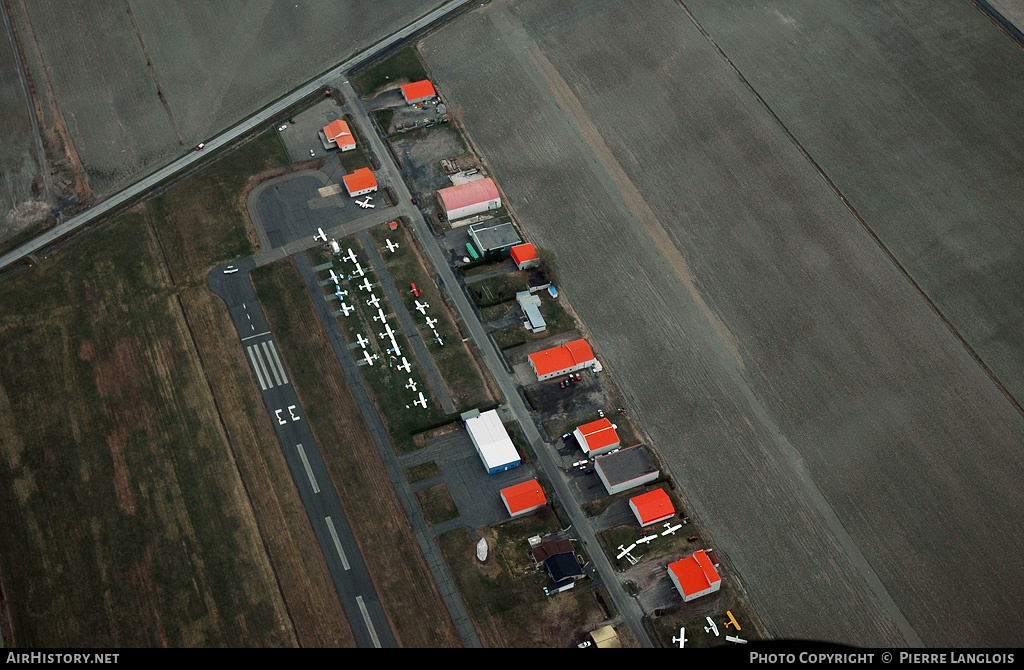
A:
[
  {"xmin": 516, "ymin": 290, "xmax": 546, "ymax": 333},
  {"xmin": 593, "ymin": 444, "xmax": 660, "ymax": 495},
  {"xmin": 468, "ymin": 219, "xmax": 521, "ymax": 253}
]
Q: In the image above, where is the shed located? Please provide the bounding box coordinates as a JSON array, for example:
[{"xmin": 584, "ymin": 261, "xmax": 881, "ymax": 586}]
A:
[
  {"xmin": 462, "ymin": 409, "xmax": 520, "ymax": 475},
  {"xmin": 437, "ymin": 178, "xmax": 501, "ymax": 221},
  {"xmin": 500, "ymin": 479, "xmax": 546, "ymax": 518},
  {"xmin": 668, "ymin": 550, "xmax": 722, "ymax": 602},
  {"xmin": 401, "ymin": 79, "xmax": 436, "ymax": 105},
  {"xmin": 629, "ymin": 488, "xmax": 675, "ymax": 527},
  {"xmin": 510, "ymin": 243, "xmax": 540, "ymax": 270},
  {"xmin": 573, "ymin": 418, "xmax": 620, "ymax": 456},
  {"xmin": 342, "ymin": 167, "xmax": 378, "ymax": 197},
  {"xmin": 593, "ymin": 444, "xmax": 659, "ymax": 495}
]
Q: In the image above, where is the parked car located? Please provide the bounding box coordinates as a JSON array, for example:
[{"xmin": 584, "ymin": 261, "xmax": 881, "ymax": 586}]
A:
[{"xmin": 195, "ymin": 143, "xmax": 205, "ymax": 151}]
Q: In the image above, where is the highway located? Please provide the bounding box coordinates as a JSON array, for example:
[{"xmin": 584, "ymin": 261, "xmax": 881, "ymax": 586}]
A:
[
  {"xmin": 0, "ymin": 0, "xmax": 475, "ymax": 274},
  {"xmin": 208, "ymin": 257, "xmax": 396, "ymax": 649}
]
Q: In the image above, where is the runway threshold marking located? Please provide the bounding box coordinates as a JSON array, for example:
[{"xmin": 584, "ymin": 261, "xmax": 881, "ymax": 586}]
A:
[
  {"xmin": 355, "ymin": 596, "xmax": 382, "ymax": 649},
  {"xmin": 247, "ymin": 346, "xmax": 269, "ymax": 390},
  {"xmin": 264, "ymin": 340, "xmax": 290, "ymax": 386},
  {"xmin": 296, "ymin": 443, "xmax": 320, "ymax": 493},
  {"xmin": 241, "ymin": 331, "xmax": 270, "ymax": 342},
  {"xmin": 324, "ymin": 516, "xmax": 351, "ymax": 570},
  {"xmin": 262, "ymin": 341, "xmax": 285, "ymax": 386}
]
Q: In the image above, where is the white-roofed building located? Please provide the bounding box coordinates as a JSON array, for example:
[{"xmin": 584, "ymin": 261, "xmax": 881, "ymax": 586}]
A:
[{"xmin": 461, "ymin": 409, "xmax": 521, "ymax": 475}]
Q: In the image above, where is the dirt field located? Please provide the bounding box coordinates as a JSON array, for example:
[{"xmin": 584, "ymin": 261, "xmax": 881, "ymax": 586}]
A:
[
  {"xmin": 421, "ymin": 0, "xmax": 1024, "ymax": 647},
  {"xmin": 0, "ymin": 214, "xmax": 295, "ymax": 646},
  {"xmin": 4, "ymin": 0, "xmax": 440, "ymax": 197}
]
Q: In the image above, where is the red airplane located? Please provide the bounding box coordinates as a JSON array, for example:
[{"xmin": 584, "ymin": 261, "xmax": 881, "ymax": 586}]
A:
[{"xmin": 410, "ymin": 283, "xmax": 420, "ymax": 297}]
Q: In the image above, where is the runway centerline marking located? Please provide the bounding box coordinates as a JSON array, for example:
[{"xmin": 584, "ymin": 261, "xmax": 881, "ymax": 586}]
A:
[
  {"xmin": 356, "ymin": 596, "xmax": 382, "ymax": 648},
  {"xmin": 324, "ymin": 516, "xmax": 351, "ymax": 570},
  {"xmin": 296, "ymin": 443, "xmax": 319, "ymax": 493}
]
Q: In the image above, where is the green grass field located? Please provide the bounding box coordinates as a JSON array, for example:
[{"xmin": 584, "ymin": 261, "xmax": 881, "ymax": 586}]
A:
[
  {"xmin": 351, "ymin": 46, "xmax": 429, "ymax": 98},
  {"xmin": 0, "ymin": 214, "xmax": 295, "ymax": 646}
]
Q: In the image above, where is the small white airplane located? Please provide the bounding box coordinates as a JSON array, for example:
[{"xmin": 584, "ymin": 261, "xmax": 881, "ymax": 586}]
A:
[
  {"xmin": 431, "ymin": 329, "xmax": 444, "ymax": 346},
  {"xmin": 662, "ymin": 522, "xmax": 684, "ymax": 536},
  {"xmin": 359, "ymin": 277, "xmax": 373, "ymax": 293},
  {"xmin": 329, "ymin": 268, "xmax": 341, "ymax": 285},
  {"xmin": 344, "ymin": 248, "xmax": 358, "ymax": 264},
  {"xmin": 615, "ymin": 543, "xmax": 637, "ymax": 560},
  {"xmin": 366, "ymin": 294, "xmax": 381, "ymax": 309},
  {"xmin": 424, "ymin": 316, "xmax": 438, "ymax": 329},
  {"xmin": 385, "ymin": 239, "xmax": 399, "ymax": 253},
  {"xmin": 362, "ymin": 350, "xmax": 378, "ymax": 367},
  {"xmin": 413, "ymin": 391, "xmax": 428, "ymax": 409},
  {"xmin": 356, "ymin": 333, "xmax": 370, "ymax": 349},
  {"xmin": 339, "ymin": 302, "xmax": 354, "ymax": 317},
  {"xmin": 414, "ymin": 300, "xmax": 429, "ymax": 315},
  {"xmin": 672, "ymin": 627, "xmax": 688, "ymax": 649},
  {"xmin": 635, "ymin": 534, "xmax": 659, "ymax": 545},
  {"xmin": 405, "ymin": 377, "xmax": 418, "ymax": 392},
  {"xmin": 356, "ymin": 197, "xmax": 375, "ymax": 209},
  {"xmin": 704, "ymin": 617, "xmax": 719, "ymax": 637},
  {"xmin": 373, "ymin": 308, "xmax": 387, "ymax": 323},
  {"xmin": 349, "ymin": 262, "xmax": 365, "ymax": 278},
  {"xmin": 314, "ymin": 227, "xmax": 327, "ymax": 242},
  {"xmin": 726, "ymin": 636, "xmax": 747, "ymax": 645},
  {"xmin": 397, "ymin": 357, "xmax": 412, "ymax": 373},
  {"xmin": 334, "ymin": 286, "xmax": 348, "ymax": 299}
]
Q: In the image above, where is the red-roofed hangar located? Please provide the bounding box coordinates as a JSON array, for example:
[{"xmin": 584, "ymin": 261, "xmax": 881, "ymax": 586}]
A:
[
  {"xmin": 436, "ymin": 178, "xmax": 501, "ymax": 221},
  {"xmin": 401, "ymin": 79, "xmax": 436, "ymax": 105},
  {"xmin": 573, "ymin": 418, "xmax": 620, "ymax": 456},
  {"xmin": 668, "ymin": 550, "xmax": 721, "ymax": 602},
  {"xmin": 510, "ymin": 243, "xmax": 539, "ymax": 270},
  {"xmin": 500, "ymin": 479, "xmax": 547, "ymax": 518},
  {"xmin": 342, "ymin": 168, "xmax": 378, "ymax": 197},
  {"xmin": 629, "ymin": 488, "xmax": 675, "ymax": 526},
  {"xmin": 528, "ymin": 338, "xmax": 596, "ymax": 381}
]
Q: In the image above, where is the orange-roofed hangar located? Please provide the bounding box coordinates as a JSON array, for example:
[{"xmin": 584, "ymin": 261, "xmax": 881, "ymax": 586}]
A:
[
  {"xmin": 668, "ymin": 550, "xmax": 721, "ymax": 602},
  {"xmin": 342, "ymin": 168, "xmax": 377, "ymax": 197},
  {"xmin": 401, "ymin": 79, "xmax": 436, "ymax": 105},
  {"xmin": 320, "ymin": 119, "xmax": 355, "ymax": 151},
  {"xmin": 500, "ymin": 479, "xmax": 547, "ymax": 518},
  {"xmin": 528, "ymin": 338, "xmax": 596, "ymax": 381},
  {"xmin": 437, "ymin": 178, "xmax": 501, "ymax": 221},
  {"xmin": 629, "ymin": 488, "xmax": 675, "ymax": 527},
  {"xmin": 573, "ymin": 418, "xmax": 620, "ymax": 456},
  {"xmin": 510, "ymin": 243, "xmax": 539, "ymax": 270}
]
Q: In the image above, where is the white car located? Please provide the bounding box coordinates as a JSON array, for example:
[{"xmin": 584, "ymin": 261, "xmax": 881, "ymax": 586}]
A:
[
  {"xmin": 309, "ymin": 149, "xmax": 316, "ymax": 157},
  {"xmin": 223, "ymin": 266, "xmax": 239, "ymax": 274},
  {"xmin": 278, "ymin": 124, "xmax": 287, "ymax": 131}
]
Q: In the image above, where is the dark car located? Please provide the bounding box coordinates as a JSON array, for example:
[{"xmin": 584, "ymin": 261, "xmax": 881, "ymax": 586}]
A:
[{"xmin": 411, "ymin": 197, "xmax": 418, "ymax": 205}]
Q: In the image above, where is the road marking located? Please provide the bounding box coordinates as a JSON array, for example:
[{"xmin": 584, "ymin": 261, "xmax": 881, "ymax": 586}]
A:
[
  {"xmin": 296, "ymin": 444, "xmax": 319, "ymax": 493},
  {"xmin": 247, "ymin": 346, "xmax": 268, "ymax": 390},
  {"xmin": 355, "ymin": 596, "xmax": 382, "ymax": 648},
  {"xmin": 324, "ymin": 516, "xmax": 350, "ymax": 570},
  {"xmin": 262, "ymin": 341, "xmax": 285, "ymax": 386},
  {"xmin": 250, "ymin": 345, "xmax": 273, "ymax": 389},
  {"xmin": 241, "ymin": 331, "xmax": 270, "ymax": 342},
  {"xmin": 265, "ymin": 340, "xmax": 290, "ymax": 386}
]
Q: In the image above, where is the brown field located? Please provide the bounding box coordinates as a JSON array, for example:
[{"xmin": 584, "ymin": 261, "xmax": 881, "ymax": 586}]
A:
[
  {"xmin": 422, "ymin": 0, "xmax": 1024, "ymax": 647},
  {"xmin": 0, "ymin": 213, "xmax": 295, "ymax": 646},
  {"xmin": 252, "ymin": 258, "xmax": 462, "ymax": 648},
  {"xmin": 4, "ymin": 0, "xmax": 441, "ymax": 197}
]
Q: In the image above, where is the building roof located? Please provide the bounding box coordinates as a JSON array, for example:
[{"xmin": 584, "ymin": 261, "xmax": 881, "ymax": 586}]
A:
[
  {"xmin": 576, "ymin": 418, "xmax": 619, "ymax": 453},
  {"xmin": 528, "ymin": 338, "xmax": 595, "ymax": 377},
  {"xmin": 668, "ymin": 550, "xmax": 721, "ymax": 597},
  {"xmin": 531, "ymin": 539, "xmax": 573, "ymax": 564},
  {"xmin": 323, "ymin": 119, "xmax": 353, "ymax": 144},
  {"xmin": 464, "ymin": 409, "xmax": 519, "ymax": 470},
  {"xmin": 544, "ymin": 552, "xmax": 584, "ymax": 583},
  {"xmin": 593, "ymin": 445, "xmax": 658, "ymax": 486},
  {"xmin": 510, "ymin": 243, "xmax": 539, "ymax": 266},
  {"xmin": 469, "ymin": 219, "xmax": 521, "ymax": 251},
  {"xmin": 590, "ymin": 626, "xmax": 621, "ymax": 649},
  {"xmin": 342, "ymin": 167, "xmax": 377, "ymax": 193},
  {"xmin": 500, "ymin": 479, "xmax": 546, "ymax": 514},
  {"xmin": 438, "ymin": 178, "xmax": 500, "ymax": 212},
  {"xmin": 401, "ymin": 79, "xmax": 436, "ymax": 100},
  {"xmin": 629, "ymin": 488, "xmax": 675, "ymax": 524}
]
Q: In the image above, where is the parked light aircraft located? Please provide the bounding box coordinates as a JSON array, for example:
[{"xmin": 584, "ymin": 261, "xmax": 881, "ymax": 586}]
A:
[
  {"xmin": 359, "ymin": 277, "xmax": 373, "ymax": 293},
  {"xmin": 356, "ymin": 333, "xmax": 370, "ymax": 349},
  {"xmin": 356, "ymin": 197, "xmax": 375, "ymax": 209},
  {"xmin": 405, "ymin": 378, "xmax": 418, "ymax": 392},
  {"xmin": 339, "ymin": 302, "xmax": 354, "ymax": 316},
  {"xmin": 414, "ymin": 300, "xmax": 429, "ymax": 315},
  {"xmin": 397, "ymin": 357, "xmax": 411, "ymax": 373},
  {"xmin": 314, "ymin": 227, "xmax": 327, "ymax": 242},
  {"xmin": 385, "ymin": 239, "xmax": 399, "ymax": 253},
  {"xmin": 413, "ymin": 392, "xmax": 428, "ymax": 409},
  {"xmin": 424, "ymin": 316, "xmax": 438, "ymax": 329},
  {"xmin": 366, "ymin": 294, "xmax": 380, "ymax": 309},
  {"xmin": 362, "ymin": 350, "xmax": 378, "ymax": 366},
  {"xmin": 344, "ymin": 248, "xmax": 358, "ymax": 264},
  {"xmin": 410, "ymin": 283, "xmax": 420, "ymax": 297}
]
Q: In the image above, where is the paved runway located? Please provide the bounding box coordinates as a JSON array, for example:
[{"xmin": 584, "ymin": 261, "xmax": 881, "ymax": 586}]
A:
[{"xmin": 208, "ymin": 258, "xmax": 396, "ymax": 649}]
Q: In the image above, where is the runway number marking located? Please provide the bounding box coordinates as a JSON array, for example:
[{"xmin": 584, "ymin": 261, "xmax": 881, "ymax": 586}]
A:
[
  {"xmin": 324, "ymin": 516, "xmax": 350, "ymax": 570},
  {"xmin": 275, "ymin": 406, "xmax": 301, "ymax": 425}
]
